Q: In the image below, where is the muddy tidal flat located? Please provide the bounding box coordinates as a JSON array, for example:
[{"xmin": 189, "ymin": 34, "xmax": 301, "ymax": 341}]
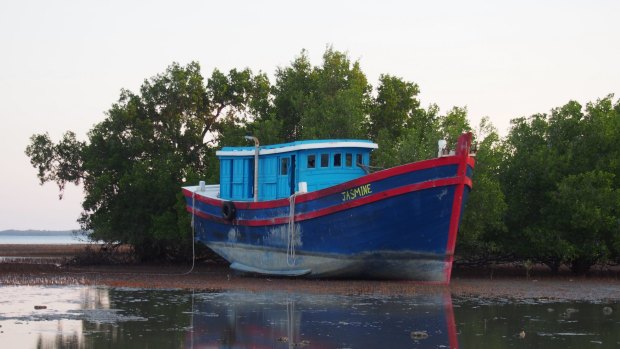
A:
[{"xmin": 1, "ymin": 244, "xmax": 620, "ymax": 348}]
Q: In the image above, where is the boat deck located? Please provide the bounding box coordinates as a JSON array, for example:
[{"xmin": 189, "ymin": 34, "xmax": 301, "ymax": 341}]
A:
[{"xmin": 184, "ymin": 184, "xmax": 220, "ymax": 200}]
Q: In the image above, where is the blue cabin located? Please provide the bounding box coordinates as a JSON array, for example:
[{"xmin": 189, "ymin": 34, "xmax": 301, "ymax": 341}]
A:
[{"xmin": 216, "ymin": 140, "xmax": 378, "ymax": 201}]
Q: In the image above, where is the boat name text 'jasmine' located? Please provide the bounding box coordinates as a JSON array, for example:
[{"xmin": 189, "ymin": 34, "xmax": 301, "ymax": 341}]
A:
[{"xmin": 341, "ymin": 184, "xmax": 372, "ymax": 202}]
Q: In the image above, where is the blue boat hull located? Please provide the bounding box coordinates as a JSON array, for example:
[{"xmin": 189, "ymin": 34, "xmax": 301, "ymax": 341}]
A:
[{"xmin": 184, "ymin": 135, "xmax": 474, "ymax": 282}]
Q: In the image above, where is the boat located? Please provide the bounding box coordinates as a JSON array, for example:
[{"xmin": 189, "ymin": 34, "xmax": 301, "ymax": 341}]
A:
[{"xmin": 182, "ymin": 133, "xmax": 475, "ymax": 282}]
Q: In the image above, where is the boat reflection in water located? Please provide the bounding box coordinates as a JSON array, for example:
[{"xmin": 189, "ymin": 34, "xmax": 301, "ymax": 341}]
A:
[{"xmin": 186, "ymin": 291, "xmax": 458, "ymax": 349}]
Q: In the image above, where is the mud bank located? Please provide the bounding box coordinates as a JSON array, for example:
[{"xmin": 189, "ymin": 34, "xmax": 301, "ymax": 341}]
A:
[
  {"xmin": 1, "ymin": 244, "xmax": 619, "ymax": 301},
  {"xmin": 0, "ymin": 244, "xmax": 93, "ymax": 257}
]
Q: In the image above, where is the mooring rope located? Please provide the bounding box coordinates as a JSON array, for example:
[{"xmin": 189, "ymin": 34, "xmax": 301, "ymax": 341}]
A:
[{"xmin": 180, "ymin": 191, "xmax": 197, "ymax": 275}]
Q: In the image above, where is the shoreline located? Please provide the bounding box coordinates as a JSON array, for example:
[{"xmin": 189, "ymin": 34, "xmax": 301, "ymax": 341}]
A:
[{"xmin": 1, "ymin": 244, "xmax": 619, "ymax": 301}]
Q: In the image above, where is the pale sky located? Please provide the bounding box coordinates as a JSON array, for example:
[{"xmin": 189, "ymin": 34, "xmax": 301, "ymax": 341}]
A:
[{"xmin": 1, "ymin": 0, "xmax": 618, "ymax": 230}]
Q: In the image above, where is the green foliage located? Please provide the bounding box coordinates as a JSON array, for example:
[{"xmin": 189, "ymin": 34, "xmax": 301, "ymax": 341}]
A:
[
  {"xmin": 439, "ymin": 106, "xmax": 472, "ymax": 149},
  {"xmin": 458, "ymin": 117, "xmax": 507, "ymax": 260},
  {"xmin": 26, "ymin": 131, "xmax": 85, "ymax": 198},
  {"xmin": 371, "ymin": 103, "xmax": 472, "ymax": 169},
  {"xmin": 367, "ymin": 75, "xmax": 430, "ymax": 168},
  {"xmin": 26, "ymin": 62, "xmax": 264, "ymax": 261},
  {"xmin": 273, "ymin": 47, "xmax": 371, "ymax": 140},
  {"xmin": 546, "ymin": 171, "xmax": 620, "ymax": 272},
  {"xmin": 498, "ymin": 95, "xmax": 620, "ymax": 272},
  {"xmin": 368, "ymin": 74, "xmax": 420, "ymax": 140},
  {"xmin": 301, "ymin": 48, "xmax": 371, "ymax": 139},
  {"xmin": 272, "ymin": 50, "xmax": 312, "ymax": 141}
]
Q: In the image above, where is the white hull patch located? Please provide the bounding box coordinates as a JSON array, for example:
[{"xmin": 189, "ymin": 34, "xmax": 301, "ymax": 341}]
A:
[{"xmin": 207, "ymin": 242, "xmax": 448, "ymax": 281}]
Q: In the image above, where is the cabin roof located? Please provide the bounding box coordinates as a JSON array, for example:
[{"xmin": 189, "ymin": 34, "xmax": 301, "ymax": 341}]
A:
[{"xmin": 216, "ymin": 139, "xmax": 378, "ymax": 157}]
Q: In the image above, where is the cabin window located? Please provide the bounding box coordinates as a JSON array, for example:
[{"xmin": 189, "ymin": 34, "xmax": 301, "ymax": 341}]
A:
[
  {"xmin": 280, "ymin": 157, "xmax": 289, "ymax": 175},
  {"xmin": 320, "ymin": 153, "xmax": 329, "ymax": 168},
  {"xmin": 307, "ymin": 154, "xmax": 316, "ymax": 169},
  {"xmin": 333, "ymin": 153, "xmax": 341, "ymax": 167},
  {"xmin": 356, "ymin": 154, "xmax": 363, "ymax": 166},
  {"xmin": 345, "ymin": 153, "xmax": 353, "ymax": 167}
]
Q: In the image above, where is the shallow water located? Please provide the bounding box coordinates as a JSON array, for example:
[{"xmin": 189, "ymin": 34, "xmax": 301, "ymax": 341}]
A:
[
  {"xmin": 0, "ymin": 286, "xmax": 618, "ymax": 348},
  {"xmin": 0, "ymin": 234, "xmax": 88, "ymax": 244}
]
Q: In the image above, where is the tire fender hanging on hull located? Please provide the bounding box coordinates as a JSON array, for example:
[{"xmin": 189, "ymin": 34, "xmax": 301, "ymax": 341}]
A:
[{"xmin": 221, "ymin": 201, "xmax": 236, "ymax": 221}]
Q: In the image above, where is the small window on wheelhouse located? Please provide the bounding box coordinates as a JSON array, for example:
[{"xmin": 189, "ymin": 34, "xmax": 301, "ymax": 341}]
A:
[
  {"xmin": 333, "ymin": 153, "xmax": 342, "ymax": 167},
  {"xmin": 345, "ymin": 153, "xmax": 353, "ymax": 167},
  {"xmin": 320, "ymin": 154, "xmax": 329, "ymax": 168},
  {"xmin": 281, "ymin": 157, "xmax": 289, "ymax": 175},
  {"xmin": 307, "ymin": 154, "xmax": 316, "ymax": 169},
  {"xmin": 356, "ymin": 154, "xmax": 363, "ymax": 166}
]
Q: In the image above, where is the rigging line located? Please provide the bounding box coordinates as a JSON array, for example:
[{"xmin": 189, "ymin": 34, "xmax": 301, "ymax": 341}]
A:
[{"xmin": 287, "ymin": 192, "xmax": 299, "ymax": 266}]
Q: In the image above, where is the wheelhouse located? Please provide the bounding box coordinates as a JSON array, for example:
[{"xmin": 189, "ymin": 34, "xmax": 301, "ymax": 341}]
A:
[{"xmin": 216, "ymin": 140, "xmax": 378, "ymax": 201}]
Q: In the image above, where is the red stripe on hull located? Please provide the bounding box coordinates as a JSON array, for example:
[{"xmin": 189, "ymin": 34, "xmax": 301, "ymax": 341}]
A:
[{"xmin": 186, "ymin": 176, "xmax": 472, "ymax": 227}]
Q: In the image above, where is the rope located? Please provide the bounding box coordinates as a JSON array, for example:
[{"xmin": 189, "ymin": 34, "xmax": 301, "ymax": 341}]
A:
[
  {"xmin": 179, "ymin": 191, "xmax": 197, "ymax": 275},
  {"xmin": 287, "ymin": 192, "xmax": 299, "ymax": 266},
  {"xmin": 357, "ymin": 162, "xmax": 383, "ymax": 174}
]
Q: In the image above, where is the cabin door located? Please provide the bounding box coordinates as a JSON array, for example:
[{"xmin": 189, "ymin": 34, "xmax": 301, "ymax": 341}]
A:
[
  {"xmin": 277, "ymin": 156, "xmax": 294, "ymax": 197},
  {"xmin": 290, "ymin": 155, "xmax": 296, "ymax": 195}
]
